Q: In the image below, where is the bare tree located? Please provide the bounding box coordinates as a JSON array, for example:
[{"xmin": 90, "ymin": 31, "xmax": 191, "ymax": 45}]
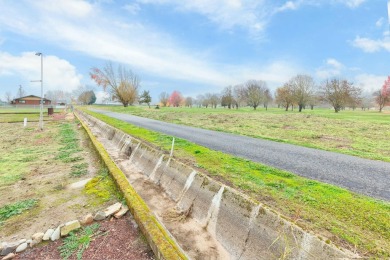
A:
[
  {"xmin": 233, "ymin": 84, "xmax": 247, "ymax": 108},
  {"xmin": 210, "ymin": 94, "xmax": 219, "ymax": 109},
  {"xmin": 320, "ymin": 78, "xmax": 361, "ymax": 113},
  {"xmin": 245, "ymin": 80, "xmax": 267, "ymax": 110},
  {"xmin": 263, "ymin": 89, "xmax": 273, "ymax": 110},
  {"xmin": 289, "ymin": 74, "xmax": 315, "ymax": 112},
  {"xmin": 196, "ymin": 94, "xmax": 205, "ymax": 108},
  {"xmin": 275, "ymin": 83, "xmax": 294, "ymax": 111},
  {"xmin": 373, "ymin": 90, "xmax": 389, "ymax": 112},
  {"xmin": 5, "ymin": 92, "xmax": 12, "ymax": 103},
  {"xmin": 185, "ymin": 96, "xmax": 193, "ymax": 107},
  {"xmin": 221, "ymin": 86, "xmax": 234, "ymax": 109},
  {"xmin": 159, "ymin": 92, "xmax": 169, "ymax": 107},
  {"xmin": 90, "ymin": 62, "xmax": 140, "ymax": 107}
]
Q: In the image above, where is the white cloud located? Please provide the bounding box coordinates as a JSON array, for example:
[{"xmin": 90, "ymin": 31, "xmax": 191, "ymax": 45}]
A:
[
  {"xmin": 376, "ymin": 17, "xmax": 385, "ymax": 27},
  {"xmin": 352, "ymin": 36, "xmax": 390, "ymax": 52},
  {"xmin": 355, "ymin": 73, "xmax": 386, "ymax": 92},
  {"xmin": 335, "ymin": 0, "xmax": 366, "ymax": 8},
  {"xmin": 123, "ymin": 3, "xmax": 141, "ymax": 14},
  {"xmin": 315, "ymin": 58, "xmax": 345, "ymax": 79},
  {"xmin": 0, "ymin": 52, "xmax": 82, "ymax": 92},
  {"xmin": 137, "ymin": 0, "xmax": 270, "ymax": 37}
]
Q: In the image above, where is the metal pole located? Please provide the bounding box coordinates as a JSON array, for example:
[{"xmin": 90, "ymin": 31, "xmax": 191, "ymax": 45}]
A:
[
  {"xmin": 40, "ymin": 53, "xmax": 43, "ymax": 130},
  {"xmin": 35, "ymin": 52, "xmax": 43, "ymax": 130}
]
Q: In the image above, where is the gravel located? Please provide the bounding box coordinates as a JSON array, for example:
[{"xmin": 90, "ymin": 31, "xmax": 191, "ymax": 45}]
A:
[{"xmin": 91, "ymin": 109, "xmax": 390, "ymax": 201}]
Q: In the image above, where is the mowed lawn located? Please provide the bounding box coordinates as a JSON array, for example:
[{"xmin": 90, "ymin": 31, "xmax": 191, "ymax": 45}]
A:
[{"xmin": 93, "ymin": 105, "xmax": 390, "ymax": 162}]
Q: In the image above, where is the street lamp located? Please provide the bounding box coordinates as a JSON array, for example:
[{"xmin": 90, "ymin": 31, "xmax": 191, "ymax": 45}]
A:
[{"xmin": 35, "ymin": 52, "xmax": 43, "ymax": 130}]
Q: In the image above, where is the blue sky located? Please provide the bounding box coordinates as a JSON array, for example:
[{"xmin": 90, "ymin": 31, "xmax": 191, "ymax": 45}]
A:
[{"xmin": 0, "ymin": 0, "xmax": 389, "ymax": 102}]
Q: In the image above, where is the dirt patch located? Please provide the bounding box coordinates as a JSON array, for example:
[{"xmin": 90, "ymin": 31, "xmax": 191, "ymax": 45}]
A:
[{"xmin": 14, "ymin": 214, "xmax": 155, "ymax": 260}]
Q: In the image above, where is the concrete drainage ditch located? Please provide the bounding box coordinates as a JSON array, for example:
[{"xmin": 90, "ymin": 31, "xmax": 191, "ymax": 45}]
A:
[{"xmin": 76, "ymin": 110, "xmax": 358, "ymax": 260}]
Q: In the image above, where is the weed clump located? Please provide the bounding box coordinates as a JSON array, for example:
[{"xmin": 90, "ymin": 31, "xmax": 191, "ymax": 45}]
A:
[{"xmin": 0, "ymin": 199, "xmax": 38, "ymax": 224}]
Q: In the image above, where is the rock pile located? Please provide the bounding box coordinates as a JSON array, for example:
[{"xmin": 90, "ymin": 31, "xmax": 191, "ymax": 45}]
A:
[{"xmin": 0, "ymin": 202, "xmax": 128, "ymax": 260}]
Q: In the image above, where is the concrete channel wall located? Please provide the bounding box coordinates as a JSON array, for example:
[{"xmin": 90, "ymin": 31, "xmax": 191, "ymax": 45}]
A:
[{"xmin": 77, "ymin": 110, "xmax": 358, "ymax": 260}]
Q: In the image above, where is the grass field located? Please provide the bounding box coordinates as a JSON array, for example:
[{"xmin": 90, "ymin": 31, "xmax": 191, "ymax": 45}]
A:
[
  {"xmin": 92, "ymin": 105, "xmax": 390, "ymax": 162},
  {"xmin": 84, "ymin": 108, "xmax": 390, "ymax": 258},
  {"xmin": 0, "ymin": 107, "xmax": 62, "ymax": 123}
]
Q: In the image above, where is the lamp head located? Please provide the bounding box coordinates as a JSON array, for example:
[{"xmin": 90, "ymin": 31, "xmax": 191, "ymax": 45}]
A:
[{"xmin": 35, "ymin": 52, "xmax": 42, "ymax": 56}]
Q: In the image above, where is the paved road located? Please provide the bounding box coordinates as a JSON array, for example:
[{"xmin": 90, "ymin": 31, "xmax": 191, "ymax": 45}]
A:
[{"xmin": 92, "ymin": 109, "xmax": 390, "ymax": 201}]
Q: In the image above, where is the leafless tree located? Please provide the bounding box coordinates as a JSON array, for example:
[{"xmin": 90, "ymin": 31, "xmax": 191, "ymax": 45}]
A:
[
  {"xmin": 373, "ymin": 90, "xmax": 389, "ymax": 112},
  {"xmin": 221, "ymin": 86, "xmax": 234, "ymax": 109},
  {"xmin": 195, "ymin": 94, "xmax": 205, "ymax": 108},
  {"xmin": 289, "ymin": 74, "xmax": 315, "ymax": 112},
  {"xmin": 320, "ymin": 78, "xmax": 361, "ymax": 113},
  {"xmin": 263, "ymin": 89, "xmax": 273, "ymax": 110},
  {"xmin": 275, "ymin": 83, "xmax": 295, "ymax": 111},
  {"xmin": 159, "ymin": 92, "xmax": 169, "ymax": 107},
  {"xmin": 245, "ymin": 80, "xmax": 267, "ymax": 110},
  {"xmin": 233, "ymin": 84, "xmax": 247, "ymax": 108},
  {"xmin": 4, "ymin": 92, "xmax": 12, "ymax": 103},
  {"xmin": 90, "ymin": 62, "xmax": 140, "ymax": 107},
  {"xmin": 185, "ymin": 96, "xmax": 193, "ymax": 107},
  {"xmin": 209, "ymin": 94, "xmax": 219, "ymax": 109}
]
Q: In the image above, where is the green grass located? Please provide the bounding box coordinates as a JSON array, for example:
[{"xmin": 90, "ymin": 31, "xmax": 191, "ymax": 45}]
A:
[
  {"xmin": 56, "ymin": 123, "xmax": 83, "ymax": 163},
  {"xmin": 58, "ymin": 223, "xmax": 102, "ymax": 260},
  {"xmin": 0, "ymin": 199, "xmax": 38, "ymax": 223},
  {"xmin": 84, "ymin": 108, "xmax": 390, "ymax": 257},
  {"xmin": 71, "ymin": 163, "xmax": 89, "ymax": 176},
  {"xmin": 84, "ymin": 167, "xmax": 123, "ymax": 206},
  {"xmin": 92, "ymin": 105, "xmax": 390, "ymax": 162}
]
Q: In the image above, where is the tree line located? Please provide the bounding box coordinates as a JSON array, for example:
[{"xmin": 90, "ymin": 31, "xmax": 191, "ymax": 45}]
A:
[{"xmin": 88, "ymin": 62, "xmax": 390, "ymax": 113}]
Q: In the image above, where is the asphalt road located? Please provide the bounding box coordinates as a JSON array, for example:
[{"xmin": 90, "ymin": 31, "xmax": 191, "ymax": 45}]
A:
[{"xmin": 92, "ymin": 109, "xmax": 390, "ymax": 201}]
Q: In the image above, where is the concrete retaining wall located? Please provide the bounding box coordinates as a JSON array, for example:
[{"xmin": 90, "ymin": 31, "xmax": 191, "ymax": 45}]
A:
[{"xmin": 77, "ymin": 110, "xmax": 358, "ymax": 260}]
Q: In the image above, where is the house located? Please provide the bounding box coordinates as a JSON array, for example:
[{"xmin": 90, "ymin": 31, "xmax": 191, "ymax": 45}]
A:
[{"xmin": 11, "ymin": 95, "xmax": 51, "ymax": 105}]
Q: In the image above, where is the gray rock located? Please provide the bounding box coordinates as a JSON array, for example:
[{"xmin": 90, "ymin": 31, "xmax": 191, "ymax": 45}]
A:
[
  {"xmin": 93, "ymin": 211, "xmax": 106, "ymax": 221},
  {"xmin": 104, "ymin": 202, "xmax": 122, "ymax": 217},
  {"xmin": 51, "ymin": 225, "xmax": 63, "ymax": 241},
  {"xmin": 60, "ymin": 220, "xmax": 81, "ymax": 237},
  {"xmin": 81, "ymin": 214, "xmax": 94, "ymax": 225},
  {"xmin": 31, "ymin": 232, "xmax": 44, "ymax": 243},
  {"xmin": 1, "ymin": 242, "xmax": 18, "ymax": 256},
  {"xmin": 15, "ymin": 243, "xmax": 28, "ymax": 253},
  {"xmin": 1, "ymin": 253, "xmax": 15, "ymax": 260},
  {"xmin": 42, "ymin": 229, "xmax": 54, "ymax": 241}
]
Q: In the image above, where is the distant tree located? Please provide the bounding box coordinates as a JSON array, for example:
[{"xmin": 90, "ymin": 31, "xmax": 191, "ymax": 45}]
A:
[
  {"xmin": 221, "ymin": 86, "xmax": 234, "ymax": 109},
  {"xmin": 360, "ymin": 95, "xmax": 373, "ymax": 111},
  {"xmin": 4, "ymin": 92, "xmax": 12, "ymax": 103},
  {"xmin": 263, "ymin": 88, "xmax": 273, "ymax": 110},
  {"xmin": 46, "ymin": 90, "xmax": 71, "ymax": 104},
  {"xmin": 213, "ymin": 94, "xmax": 220, "ymax": 108},
  {"xmin": 320, "ymin": 78, "xmax": 361, "ymax": 113},
  {"xmin": 374, "ymin": 76, "xmax": 390, "ymax": 112},
  {"xmin": 233, "ymin": 84, "xmax": 247, "ymax": 108},
  {"xmin": 17, "ymin": 85, "xmax": 25, "ymax": 98},
  {"xmin": 196, "ymin": 94, "xmax": 205, "ymax": 108},
  {"xmin": 159, "ymin": 92, "xmax": 169, "ymax": 107},
  {"xmin": 245, "ymin": 80, "xmax": 267, "ymax": 110},
  {"xmin": 139, "ymin": 90, "xmax": 152, "ymax": 108},
  {"xmin": 275, "ymin": 83, "xmax": 294, "ymax": 111},
  {"xmin": 90, "ymin": 62, "xmax": 140, "ymax": 107},
  {"xmin": 169, "ymin": 91, "xmax": 183, "ymax": 107},
  {"xmin": 185, "ymin": 96, "xmax": 193, "ymax": 107},
  {"xmin": 289, "ymin": 74, "xmax": 315, "ymax": 112},
  {"xmin": 78, "ymin": 90, "xmax": 96, "ymax": 105}
]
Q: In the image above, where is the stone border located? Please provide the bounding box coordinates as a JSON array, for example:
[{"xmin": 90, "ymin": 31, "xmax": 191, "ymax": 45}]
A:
[
  {"xmin": 74, "ymin": 111, "xmax": 187, "ymax": 260},
  {"xmin": 0, "ymin": 202, "xmax": 129, "ymax": 260}
]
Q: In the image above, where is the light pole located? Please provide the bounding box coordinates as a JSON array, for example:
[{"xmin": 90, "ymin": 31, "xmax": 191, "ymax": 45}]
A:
[{"xmin": 35, "ymin": 52, "xmax": 43, "ymax": 130}]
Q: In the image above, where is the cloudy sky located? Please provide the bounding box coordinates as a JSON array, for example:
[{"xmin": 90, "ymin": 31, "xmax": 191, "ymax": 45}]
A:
[{"xmin": 0, "ymin": 0, "xmax": 389, "ymax": 102}]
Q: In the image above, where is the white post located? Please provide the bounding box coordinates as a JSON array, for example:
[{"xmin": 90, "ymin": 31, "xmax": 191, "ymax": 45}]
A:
[
  {"xmin": 23, "ymin": 118, "xmax": 27, "ymax": 127},
  {"xmin": 170, "ymin": 137, "xmax": 175, "ymax": 157}
]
